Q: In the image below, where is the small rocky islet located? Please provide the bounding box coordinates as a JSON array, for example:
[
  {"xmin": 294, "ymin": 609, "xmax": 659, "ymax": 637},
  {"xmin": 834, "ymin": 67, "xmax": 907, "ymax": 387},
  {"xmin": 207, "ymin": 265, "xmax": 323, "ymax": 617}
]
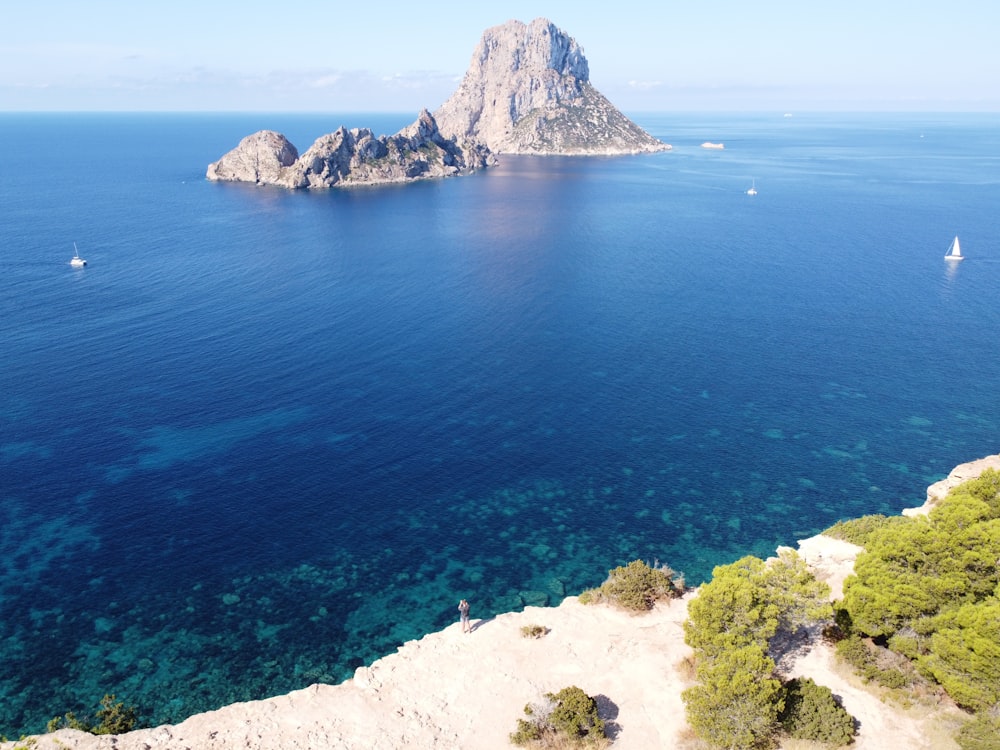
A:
[{"xmin": 206, "ymin": 18, "xmax": 671, "ymax": 189}]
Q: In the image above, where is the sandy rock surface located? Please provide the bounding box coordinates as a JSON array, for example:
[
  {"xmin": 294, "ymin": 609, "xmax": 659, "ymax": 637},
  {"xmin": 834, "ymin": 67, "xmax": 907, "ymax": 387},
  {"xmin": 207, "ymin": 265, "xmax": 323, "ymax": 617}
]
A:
[{"xmin": 15, "ymin": 597, "xmax": 693, "ymax": 749}]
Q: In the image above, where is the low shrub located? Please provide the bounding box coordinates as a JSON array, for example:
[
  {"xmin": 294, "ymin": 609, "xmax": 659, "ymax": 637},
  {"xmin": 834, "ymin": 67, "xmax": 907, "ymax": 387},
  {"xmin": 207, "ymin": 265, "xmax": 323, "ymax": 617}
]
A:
[
  {"xmin": 778, "ymin": 677, "xmax": 856, "ymax": 746},
  {"xmin": 510, "ymin": 686, "xmax": 607, "ymax": 747},
  {"xmin": 835, "ymin": 635, "xmax": 914, "ymax": 690},
  {"xmin": 94, "ymin": 694, "xmax": 139, "ymax": 735},
  {"xmin": 676, "ymin": 654, "xmax": 697, "ymax": 681},
  {"xmin": 47, "ymin": 694, "xmax": 139, "ymax": 736},
  {"xmin": 521, "ymin": 624, "xmax": 550, "ymax": 639},
  {"xmin": 511, "ymin": 707, "xmax": 544, "ymax": 746},
  {"xmin": 46, "ymin": 712, "xmax": 89, "ymax": 733},
  {"xmin": 583, "ymin": 559, "xmax": 683, "ymax": 612}
]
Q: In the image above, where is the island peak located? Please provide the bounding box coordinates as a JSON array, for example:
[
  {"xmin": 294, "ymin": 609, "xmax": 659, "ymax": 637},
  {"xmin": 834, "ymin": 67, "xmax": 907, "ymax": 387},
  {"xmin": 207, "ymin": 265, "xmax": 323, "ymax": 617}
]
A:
[{"xmin": 433, "ymin": 17, "xmax": 670, "ymax": 156}]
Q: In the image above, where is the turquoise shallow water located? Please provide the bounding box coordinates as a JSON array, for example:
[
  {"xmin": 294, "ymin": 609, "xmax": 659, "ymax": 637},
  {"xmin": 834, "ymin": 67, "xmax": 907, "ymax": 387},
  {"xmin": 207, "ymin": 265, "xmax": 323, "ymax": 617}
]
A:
[{"xmin": 1, "ymin": 111, "xmax": 999, "ymax": 735}]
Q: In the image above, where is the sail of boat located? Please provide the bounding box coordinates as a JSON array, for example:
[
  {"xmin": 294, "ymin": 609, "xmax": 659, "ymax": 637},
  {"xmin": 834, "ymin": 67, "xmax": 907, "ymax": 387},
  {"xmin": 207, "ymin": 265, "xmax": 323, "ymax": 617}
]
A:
[{"xmin": 945, "ymin": 236, "xmax": 963, "ymax": 260}]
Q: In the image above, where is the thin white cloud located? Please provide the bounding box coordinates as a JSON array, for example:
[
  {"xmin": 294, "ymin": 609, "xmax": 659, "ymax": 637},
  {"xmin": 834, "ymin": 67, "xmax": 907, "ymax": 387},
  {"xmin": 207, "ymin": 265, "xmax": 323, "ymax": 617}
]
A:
[
  {"xmin": 9, "ymin": 63, "xmax": 456, "ymax": 111},
  {"xmin": 379, "ymin": 71, "xmax": 455, "ymax": 90},
  {"xmin": 627, "ymin": 80, "xmax": 663, "ymax": 91},
  {"xmin": 308, "ymin": 74, "xmax": 343, "ymax": 89}
]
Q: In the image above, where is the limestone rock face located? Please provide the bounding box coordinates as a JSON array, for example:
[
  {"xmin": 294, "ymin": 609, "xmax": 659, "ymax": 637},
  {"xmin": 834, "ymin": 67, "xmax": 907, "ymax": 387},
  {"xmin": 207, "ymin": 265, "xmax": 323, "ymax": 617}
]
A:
[
  {"xmin": 432, "ymin": 18, "xmax": 670, "ymax": 155},
  {"xmin": 206, "ymin": 110, "xmax": 493, "ymax": 189},
  {"xmin": 206, "ymin": 130, "xmax": 299, "ymax": 184}
]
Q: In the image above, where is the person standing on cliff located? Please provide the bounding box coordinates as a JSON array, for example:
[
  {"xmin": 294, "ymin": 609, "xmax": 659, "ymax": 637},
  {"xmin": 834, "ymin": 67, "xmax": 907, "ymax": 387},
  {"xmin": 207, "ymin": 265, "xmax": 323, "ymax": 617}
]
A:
[{"xmin": 458, "ymin": 599, "xmax": 471, "ymax": 633}]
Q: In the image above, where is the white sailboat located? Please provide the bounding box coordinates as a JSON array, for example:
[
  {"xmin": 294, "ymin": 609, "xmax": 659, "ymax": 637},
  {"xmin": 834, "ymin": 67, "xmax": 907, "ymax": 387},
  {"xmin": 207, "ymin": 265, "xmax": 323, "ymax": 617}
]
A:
[
  {"xmin": 945, "ymin": 236, "xmax": 963, "ymax": 261},
  {"xmin": 70, "ymin": 242, "xmax": 87, "ymax": 268},
  {"xmin": 746, "ymin": 178, "xmax": 757, "ymax": 196}
]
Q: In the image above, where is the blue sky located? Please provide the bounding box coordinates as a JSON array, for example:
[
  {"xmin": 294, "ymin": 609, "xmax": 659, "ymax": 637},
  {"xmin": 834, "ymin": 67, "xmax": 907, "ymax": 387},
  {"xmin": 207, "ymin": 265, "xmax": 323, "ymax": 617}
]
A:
[{"xmin": 2, "ymin": 0, "xmax": 997, "ymax": 112}]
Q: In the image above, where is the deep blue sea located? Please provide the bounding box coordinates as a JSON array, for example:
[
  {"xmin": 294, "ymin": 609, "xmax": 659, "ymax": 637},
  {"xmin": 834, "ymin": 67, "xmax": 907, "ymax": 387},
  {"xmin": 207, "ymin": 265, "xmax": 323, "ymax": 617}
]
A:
[{"xmin": 2, "ymin": 111, "xmax": 998, "ymax": 735}]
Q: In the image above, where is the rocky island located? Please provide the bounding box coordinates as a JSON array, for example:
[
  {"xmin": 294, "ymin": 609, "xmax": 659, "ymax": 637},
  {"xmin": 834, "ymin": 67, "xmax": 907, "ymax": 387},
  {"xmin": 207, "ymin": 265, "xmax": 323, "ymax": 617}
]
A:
[
  {"xmin": 206, "ymin": 18, "xmax": 670, "ymax": 189},
  {"xmin": 206, "ymin": 109, "xmax": 492, "ymax": 189}
]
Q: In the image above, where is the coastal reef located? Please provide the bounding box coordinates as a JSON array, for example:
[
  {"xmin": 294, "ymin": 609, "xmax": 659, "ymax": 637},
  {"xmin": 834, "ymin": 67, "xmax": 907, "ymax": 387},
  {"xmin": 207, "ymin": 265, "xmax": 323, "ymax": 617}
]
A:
[{"xmin": 206, "ymin": 18, "xmax": 669, "ymax": 189}]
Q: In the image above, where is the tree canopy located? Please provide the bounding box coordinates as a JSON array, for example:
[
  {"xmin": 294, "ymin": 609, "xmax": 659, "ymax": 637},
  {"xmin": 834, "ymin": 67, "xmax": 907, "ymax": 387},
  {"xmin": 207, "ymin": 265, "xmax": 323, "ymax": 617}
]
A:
[
  {"xmin": 839, "ymin": 469, "xmax": 1000, "ymax": 716},
  {"xmin": 682, "ymin": 550, "xmax": 834, "ymax": 749}
]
